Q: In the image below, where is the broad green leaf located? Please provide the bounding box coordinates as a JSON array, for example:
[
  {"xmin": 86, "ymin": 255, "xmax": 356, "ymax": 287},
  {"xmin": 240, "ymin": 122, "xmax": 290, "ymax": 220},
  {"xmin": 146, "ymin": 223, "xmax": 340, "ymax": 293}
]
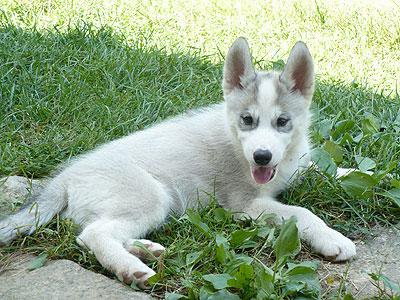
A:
[
  {"xmin": 184, "ymin": 210, "xmax": 211, "ymax": 237},
  {"xmin": 332, "ymin": 119, "xmax": 355, "ymax": 140},
  {"xmin": 355, "ymin": 155, "xmax": 376, "ymax": 172},
  {"xmin": 188, "ymin": 288, "xmax": 196, "ymax": 300},
  {"xmin": 213, "ymin": 208, "xmax": 227, "ymax": 222},
  {"xmin": 286, "ymin": 261, "xmax": 319, "ymax": 272},
  {"xmin": 381, "ymin": 187, "xmax": 400, "ymax": 208},
  {"xmin": 256, "ymin": 226, "xmax": 271, "ymax": 239},
  {"xmin": 238, "ymin": 264, "xmax": 255, "ymax": 279},
  {"xmin": 283, "ymin": 266, "xmax": 321, "ymax": 297},
  {"xmin": 283, "ymin": 280, "xmax": 304, "ymax": 296},
  {"xmin": 311, "ymin": 148, "xmax": 337, "ymax": 176},
  {"xmin": 225, "ymin": 255, "xmax": 253, "ymax": 273},
  {"xmin": 392, "ymin": 179, "xmax": 400, "ymax": 188},
  {"xmin": 186, "ymin": 251, "xmax": 203, "ymax": 265},
  {"xmin": 322, "ymin": 141, "xmax": 343, "ymax": 163},
  {"xmin": 341, "ymin": 172, "xmax": 377, "ymax": 198},
  {"xmin": 165, "ymin": 293, "xmax": 185, "ymax": 300},
  {"xmin": 199, "ymin": 287, "xmax": 241, "ymax": 300},
  {"xmin": 181, "ymin": 279, "xmax": 193, "ymax": 288},
  {"xmin": 318, "ymin": 119, "xmax": 332, "ymax": 139},
  {"xmin": 227, "ymin": 264, "xmax": 255, "ymax": 289},
  {"xmin": 209, "ymin": 290, "xmax": 241, "ymax": 300},
  {"xmin": 215, "ymin": 234, "xmax": 228, "ymax": 248},
  {"xmin": 202, "ymin": 274, "xmax": 233, "ymax": 290},
  {"xmin": 215, "ymin": 235, "xmax": 231, "ymax": 263},
  {"xmin": 343, "ymin": 294, "xmax": 356, "ymax": 300},
  {"xmin": 199, "ymin": 286, "xmax": 214, "ymax": 299},
  {"xmin": 362, "ymin": 116, "xmax": 379, "ymax": 134},
  {"xmin": 216, "ymin": 243, "xmax": 227, "ymax": 264},
  {"xmin": 27, "ymin": 253, "xmax": 47, "ymax": 270},
  {"xmin": 255, "ymin": 270, "xmax": 274, "ymax": 299},
  {"xmin": 273, "ymin": 216, "xmax": 299, "ymax": 266},
  {"xmin": 230, "ymin": 228, "xmax": 258, "ymax": 246},
  {"xmin": 147, "ymin": 273, "xmax": 160, "ymax": 286}
]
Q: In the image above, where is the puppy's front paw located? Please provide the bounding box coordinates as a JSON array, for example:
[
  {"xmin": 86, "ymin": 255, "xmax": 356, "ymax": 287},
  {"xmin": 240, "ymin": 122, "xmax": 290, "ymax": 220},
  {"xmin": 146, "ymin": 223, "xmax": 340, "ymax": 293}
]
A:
[
  {"xmin": 117, "ymin": 263, "xmax": 156, "ymax": 289},
  {"xmin": 306, "ymin": 227, "xmax": 356, "ymax": 261}
]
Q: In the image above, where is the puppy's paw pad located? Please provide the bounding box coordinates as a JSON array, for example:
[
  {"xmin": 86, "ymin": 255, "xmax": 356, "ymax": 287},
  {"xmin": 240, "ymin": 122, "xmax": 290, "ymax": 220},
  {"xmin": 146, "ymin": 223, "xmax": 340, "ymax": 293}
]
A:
[
  {"xmin": 134, "ymin": 271, "xmax": 148, "ymax": 278},
  {"xmin": 124, "ymin": 239, "xmax": 165, "ymax": 261},
  {"xmin": 152, "ymin": 249, "xmax": 164, "ymax": 258},
  {"xmin": 119, "ymin": 268, "xmax": 155, "ymax": 289},
  {"xmin": 122, "ymin": 272, "xmax": 133, "ymax": 285}
]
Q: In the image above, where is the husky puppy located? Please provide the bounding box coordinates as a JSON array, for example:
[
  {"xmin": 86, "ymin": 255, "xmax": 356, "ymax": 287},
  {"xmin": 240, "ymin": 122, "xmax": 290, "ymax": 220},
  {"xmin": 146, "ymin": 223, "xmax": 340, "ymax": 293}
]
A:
[{"xmin": 0, "ymin": 38, "xmax": 356, "ymax": 288}]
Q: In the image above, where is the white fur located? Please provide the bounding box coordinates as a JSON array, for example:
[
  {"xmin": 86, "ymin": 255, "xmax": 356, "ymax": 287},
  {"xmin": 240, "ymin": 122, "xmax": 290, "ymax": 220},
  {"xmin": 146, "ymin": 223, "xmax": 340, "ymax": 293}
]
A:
[
  {"xmin": 258, "ymin": 79, "xmax": 277, "ymax": 103},
  {"xmin": 0, "ymin": 38, "xmax": 356, "ymax": 288}
]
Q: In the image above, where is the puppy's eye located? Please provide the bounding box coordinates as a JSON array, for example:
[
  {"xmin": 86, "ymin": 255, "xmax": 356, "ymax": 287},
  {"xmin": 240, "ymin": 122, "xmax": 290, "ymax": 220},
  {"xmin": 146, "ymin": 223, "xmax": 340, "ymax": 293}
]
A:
[
  {"xmin": 241, "ymin": 115, "xmax": 253, "ymax": 126},
  {"xmin": 277, "ymin": 117, "xmax": 289, "ymax": 127}
]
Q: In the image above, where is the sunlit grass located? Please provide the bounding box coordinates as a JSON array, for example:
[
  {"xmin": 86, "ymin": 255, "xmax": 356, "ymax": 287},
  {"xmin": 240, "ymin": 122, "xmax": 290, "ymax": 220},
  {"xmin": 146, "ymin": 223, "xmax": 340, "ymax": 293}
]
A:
[{"xmin": 1, "ymin": 0, "xmax": 399, "ymax": 94}]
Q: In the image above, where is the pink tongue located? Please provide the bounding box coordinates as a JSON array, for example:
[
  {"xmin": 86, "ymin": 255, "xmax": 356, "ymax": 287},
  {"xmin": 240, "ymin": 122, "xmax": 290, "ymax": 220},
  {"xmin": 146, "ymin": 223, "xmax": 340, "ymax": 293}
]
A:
[{"xmin": 252, "ymin": 166, "xmax": 275, "ymax": 184}]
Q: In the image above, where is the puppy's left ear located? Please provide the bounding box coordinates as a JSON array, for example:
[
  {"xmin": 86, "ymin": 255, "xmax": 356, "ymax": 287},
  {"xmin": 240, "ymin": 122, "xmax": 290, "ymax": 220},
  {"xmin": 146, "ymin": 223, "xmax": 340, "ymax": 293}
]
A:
[{"xmin": 280, "ymin": 42, "xmax": 315, "ymax": 101}]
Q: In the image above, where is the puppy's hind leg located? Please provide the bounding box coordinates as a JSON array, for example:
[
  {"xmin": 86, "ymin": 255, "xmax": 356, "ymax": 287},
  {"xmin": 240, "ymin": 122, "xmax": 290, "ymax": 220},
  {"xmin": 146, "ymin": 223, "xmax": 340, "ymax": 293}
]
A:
[
  {"xmin": 77, "ymin": 220, "xmax": 158, "ymax": 289},
  {"xmin": 74, "ymin": 165, "xmax": 172, "ymax": 288}
]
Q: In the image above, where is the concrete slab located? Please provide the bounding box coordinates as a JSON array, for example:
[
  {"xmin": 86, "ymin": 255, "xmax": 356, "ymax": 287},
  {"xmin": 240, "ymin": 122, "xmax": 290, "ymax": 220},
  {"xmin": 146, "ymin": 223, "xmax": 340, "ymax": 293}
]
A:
[{"xmin": 0, "ymin": 254, "xmax": 152, "ymax": 300}]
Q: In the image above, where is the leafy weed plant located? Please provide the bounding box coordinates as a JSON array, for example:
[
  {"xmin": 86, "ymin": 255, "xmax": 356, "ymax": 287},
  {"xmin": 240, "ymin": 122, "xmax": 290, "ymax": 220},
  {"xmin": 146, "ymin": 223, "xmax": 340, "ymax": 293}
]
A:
[{"xmin": 152, "ymin": 200, "xmax": 321, "ymax": 300}]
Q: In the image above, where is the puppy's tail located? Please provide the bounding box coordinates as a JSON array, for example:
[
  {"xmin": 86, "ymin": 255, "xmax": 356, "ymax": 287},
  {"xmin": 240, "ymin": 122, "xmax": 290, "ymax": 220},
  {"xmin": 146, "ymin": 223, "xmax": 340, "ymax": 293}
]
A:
[{"xmin": 0, "ymin": 177, "xmax": 67, "ymax": 245}]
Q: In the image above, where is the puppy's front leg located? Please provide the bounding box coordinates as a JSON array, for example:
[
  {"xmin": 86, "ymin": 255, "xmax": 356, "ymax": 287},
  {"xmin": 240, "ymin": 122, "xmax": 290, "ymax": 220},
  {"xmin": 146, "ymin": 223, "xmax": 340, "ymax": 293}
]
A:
[{"xmin": 243, "ymin": 197, "xmax": 356, "ymax": 261}]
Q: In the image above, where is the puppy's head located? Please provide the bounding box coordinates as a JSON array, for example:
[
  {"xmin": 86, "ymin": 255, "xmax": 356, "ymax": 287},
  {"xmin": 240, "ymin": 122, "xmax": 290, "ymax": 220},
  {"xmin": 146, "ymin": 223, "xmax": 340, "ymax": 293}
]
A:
[{"xmin": 223, "ymin": 37, "xmax": 314, "ymax": 184}]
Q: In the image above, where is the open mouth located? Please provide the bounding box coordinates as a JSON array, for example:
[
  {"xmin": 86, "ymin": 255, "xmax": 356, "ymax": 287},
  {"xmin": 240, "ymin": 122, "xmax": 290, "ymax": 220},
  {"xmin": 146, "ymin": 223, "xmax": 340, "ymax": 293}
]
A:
[{"xmin": 252, "ymin": 165, "xmax": 277, "ymax": 184}]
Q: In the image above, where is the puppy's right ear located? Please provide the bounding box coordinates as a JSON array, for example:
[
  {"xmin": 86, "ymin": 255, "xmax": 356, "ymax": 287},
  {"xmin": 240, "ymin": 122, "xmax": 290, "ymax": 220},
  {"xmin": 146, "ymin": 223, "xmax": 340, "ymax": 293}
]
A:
[{"xmin": 223, "ymin": 37, "xmax": 255, "ymax": 94}]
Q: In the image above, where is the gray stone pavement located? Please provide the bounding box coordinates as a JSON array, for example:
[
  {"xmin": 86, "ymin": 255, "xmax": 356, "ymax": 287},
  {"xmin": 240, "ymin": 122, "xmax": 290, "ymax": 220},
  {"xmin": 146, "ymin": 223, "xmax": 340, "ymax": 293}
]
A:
[
  {"xmin": 0, "ymin": 254, "xmax": 152, "ymax": 300},
  {"xmin": 318, "ymin": 226, "xmax": 400, "ymax": 298}
]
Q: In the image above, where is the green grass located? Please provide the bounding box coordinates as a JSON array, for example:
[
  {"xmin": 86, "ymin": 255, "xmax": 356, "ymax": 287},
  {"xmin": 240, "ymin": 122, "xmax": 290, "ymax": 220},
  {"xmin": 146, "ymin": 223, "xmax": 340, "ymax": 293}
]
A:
[
  {"xmin": 0, "ymin": 0, "xmax": 400, "ymax": 299},
  {"xmin": 0, "ymin": 23, "xmax": 221, "ymax": 175}
]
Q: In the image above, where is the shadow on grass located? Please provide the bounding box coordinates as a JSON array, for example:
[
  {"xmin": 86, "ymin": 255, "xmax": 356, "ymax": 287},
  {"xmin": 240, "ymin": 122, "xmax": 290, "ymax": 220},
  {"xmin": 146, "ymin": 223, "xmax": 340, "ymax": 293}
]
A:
[{"xmin": 0, "ymin": 22, "xmax": 223, "ymax": 176}]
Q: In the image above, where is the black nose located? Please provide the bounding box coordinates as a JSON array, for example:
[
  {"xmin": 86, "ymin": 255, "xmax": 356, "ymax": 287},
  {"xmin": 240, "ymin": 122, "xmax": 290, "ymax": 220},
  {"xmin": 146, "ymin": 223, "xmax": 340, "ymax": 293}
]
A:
[{"xmin": 253, "ymin": 149, "xmax": 272, "ymax": 166}]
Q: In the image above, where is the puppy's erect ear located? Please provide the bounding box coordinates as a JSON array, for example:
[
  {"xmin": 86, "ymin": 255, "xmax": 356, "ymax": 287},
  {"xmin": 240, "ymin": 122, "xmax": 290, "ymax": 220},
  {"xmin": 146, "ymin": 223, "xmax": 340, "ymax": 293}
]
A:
[
  {"xmin": 223, "ymin": 37, "xmax": 255, "ymax": 94},
  {"xmin": 280, "ymin": 41, "xmax": 315, "ymax": 101}
]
